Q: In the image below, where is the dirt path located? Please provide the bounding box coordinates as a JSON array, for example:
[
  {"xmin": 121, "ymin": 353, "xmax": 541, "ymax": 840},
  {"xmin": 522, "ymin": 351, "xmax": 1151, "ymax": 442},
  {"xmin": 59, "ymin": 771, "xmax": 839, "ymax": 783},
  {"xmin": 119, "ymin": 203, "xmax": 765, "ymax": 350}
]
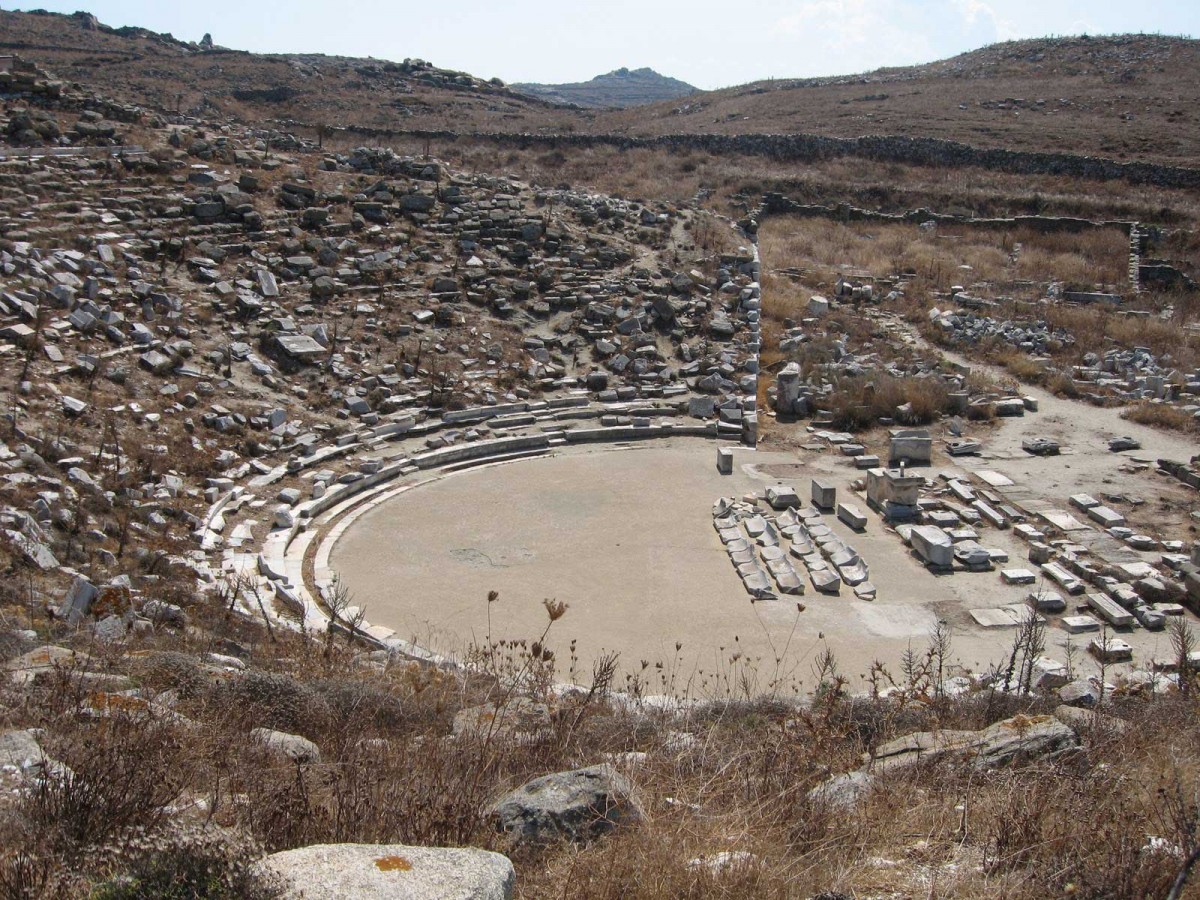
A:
[{"xmin": 927, "ymin": 344, "xmax": 1199, "ymax": 542}]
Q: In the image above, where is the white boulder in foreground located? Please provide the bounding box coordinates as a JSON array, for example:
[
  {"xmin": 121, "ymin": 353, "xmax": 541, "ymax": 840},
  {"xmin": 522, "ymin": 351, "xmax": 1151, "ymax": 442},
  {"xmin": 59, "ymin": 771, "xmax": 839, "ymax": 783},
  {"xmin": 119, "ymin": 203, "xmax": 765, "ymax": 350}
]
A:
[{"xmin": 258, "ymin": 843, "xmax": 514, "ymax": 899}]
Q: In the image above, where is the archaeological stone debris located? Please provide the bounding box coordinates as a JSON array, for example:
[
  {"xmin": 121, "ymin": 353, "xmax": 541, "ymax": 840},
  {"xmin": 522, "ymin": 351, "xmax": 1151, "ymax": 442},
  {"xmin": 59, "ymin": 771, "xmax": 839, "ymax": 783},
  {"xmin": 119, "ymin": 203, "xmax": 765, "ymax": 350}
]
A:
[{"xmin": 2, "ymin": 23, "xmax": 1200, "ymax": 897}]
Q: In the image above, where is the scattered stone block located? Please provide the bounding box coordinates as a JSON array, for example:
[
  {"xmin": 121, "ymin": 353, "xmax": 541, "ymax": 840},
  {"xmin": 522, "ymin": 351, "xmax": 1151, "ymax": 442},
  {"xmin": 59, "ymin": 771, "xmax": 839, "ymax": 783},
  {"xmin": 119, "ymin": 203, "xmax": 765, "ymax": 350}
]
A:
[
  {"xmin": 888, "ymin": 428, "xmax": 932, "ymax": 466},
  {"xmin": 1086, "ymin": 505, "xmax": 1127, "ymax": 528},
  {"xmin": 1061, "ymin": 615, "xmax": 1102, "ymax": 634},
  {"xmin": 1028, "ymin": 542, "xmax": 1052, "ymax": 565},
  {"xmin": 1042, "ymin": 562, "xmax": 1084, "ymax": 595},
  {"xmin": 252, "ymin": 727, "xmax": 320, "ymax": 763},
  {"xmin": 1031, "ymin": 657, "xmax": 1069, "ymax": 690},
  {"xmin": 1027, "ymin": 590, "xmax": 1066, "ymax": 614},
  {"xmin": 910, "ymin": 525, "xmax": 953, "ymax": 569},
  {"xmin": 1089, "ymin": 636, "xmax": 1133, "ymax": 663},
  {"xmin": 766, "ymin": 484, "xmax": 799, "ymax": 509},
  {"xmin": 1086, "ymin": 592, "xmax": 1135, "ymax": 628},
  {"xmin": 837, "ymin": 502, "xmax": 867, "ymax": 531},
  {"xmin": 810, "ymin": 479, "xmax": 836, "ymax": 511},
  {"xmin": 1001, "ymin": 568, "xmax": 1036, "ymax": 585}
]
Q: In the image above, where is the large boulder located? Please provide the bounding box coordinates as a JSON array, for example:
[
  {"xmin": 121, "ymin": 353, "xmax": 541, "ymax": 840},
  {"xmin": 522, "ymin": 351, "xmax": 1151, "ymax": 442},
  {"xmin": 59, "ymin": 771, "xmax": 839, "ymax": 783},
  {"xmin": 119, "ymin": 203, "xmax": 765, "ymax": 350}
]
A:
[
  {"xmin": 61, "ymin": 576, "xmax": 98, "ymax": 624},
  {"xmin": 0, "ymin": 728, "xmax": 69, "ymax": 782},
  {"xmin": 809, "ymin": 715, "xmax": 1080, "ymax": 810},
  {"xmin": 251, "ymin": 727, "xmax": 320, "ymax": 764},
  {"xmin": 1059, "ymin": 678, "xmax": 1101, "ymax": 708},
  {"xmin": 870, "ymin": 728, "xmax": 978, "ymax": 773},
  {"xmin": 967, "ymin": 715, "xmax": 1079, "ymax": 769},
  {"xmin": 869, "ymin": 715, "xmax": 1077, "ymax": 772},
  {"xmin": 258, "ymin": 843, "xmax": 513, "ymax": 900},
  {"xmin": 487, "ymin": 764, "xmax": 643, "ymax": 844},
  {"xmin": 0, "ymin": 729, "xmax": 47, "ymax": 779},
  {"xmin": 806, "ymin": 769, "xmax": 875, "ymax": 809}
]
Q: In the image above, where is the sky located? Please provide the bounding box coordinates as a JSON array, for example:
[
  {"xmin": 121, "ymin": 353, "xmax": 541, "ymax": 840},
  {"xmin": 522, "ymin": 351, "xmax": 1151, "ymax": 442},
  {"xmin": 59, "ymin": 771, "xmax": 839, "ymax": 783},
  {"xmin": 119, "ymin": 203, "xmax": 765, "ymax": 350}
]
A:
[{"xmin": 6, "ymin": 1, "xmax": 1199, "ymax": 90}]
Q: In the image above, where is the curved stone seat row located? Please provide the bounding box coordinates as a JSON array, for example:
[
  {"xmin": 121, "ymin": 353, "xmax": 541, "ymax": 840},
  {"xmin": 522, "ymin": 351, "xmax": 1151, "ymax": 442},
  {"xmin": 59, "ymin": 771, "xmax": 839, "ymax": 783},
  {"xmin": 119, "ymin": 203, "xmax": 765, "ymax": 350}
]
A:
[
  {"xmin": 211, "ymin": 410, "xmax": 734, "ymax": 664},
  {"xmin": 201, "ymin": 230, "xmax": 762, "ymax": 663}
]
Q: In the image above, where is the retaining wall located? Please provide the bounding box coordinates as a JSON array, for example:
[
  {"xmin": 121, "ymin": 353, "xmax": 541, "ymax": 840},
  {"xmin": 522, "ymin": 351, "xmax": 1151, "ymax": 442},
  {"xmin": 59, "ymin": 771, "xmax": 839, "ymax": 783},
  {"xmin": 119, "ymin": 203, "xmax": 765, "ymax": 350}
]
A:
[{"xmin": 321, "ymin": 125, "xmax": 1200, "ymax": 191}]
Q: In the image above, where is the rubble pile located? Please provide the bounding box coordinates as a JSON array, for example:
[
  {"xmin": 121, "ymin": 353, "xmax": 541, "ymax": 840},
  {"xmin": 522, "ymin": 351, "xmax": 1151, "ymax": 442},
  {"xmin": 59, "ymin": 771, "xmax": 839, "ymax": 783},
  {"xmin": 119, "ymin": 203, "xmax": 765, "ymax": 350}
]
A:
[
  {"xmin": 769, "ymin": 313, "xmax": 1015, "ymax": 424},
  {"xmin": 929, "ymin": 306, "xmax": 1200, "ymax": 417},
  {"xmin": 0, "ymin": 56, "xmax": 145, "ymax": 149},
  {"xmin": 928, "ymin": 307, "xmax": 1075, "ymax": 356},
  {"xmin": 1071, "ymin": 348, "xmax": 1200, "ymax": 410}
]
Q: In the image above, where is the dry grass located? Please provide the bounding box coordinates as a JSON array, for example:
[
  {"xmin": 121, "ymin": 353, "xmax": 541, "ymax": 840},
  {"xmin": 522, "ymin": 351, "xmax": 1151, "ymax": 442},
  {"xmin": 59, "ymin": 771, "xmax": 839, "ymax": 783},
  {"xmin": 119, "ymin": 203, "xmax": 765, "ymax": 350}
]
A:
[
  {"xmin": 4, "ymin": 612, "xmax": 1200, "ymax": 898},
  {"xmin": 759, "ymin": 217, "xmax": 1128, "ymax": 293},
  {"xmin": 597, "ymin": 36, "xmax": 1200, "ymax": 166},
  {"xmin": 815, "ymin": 374, "xmax": 951, "ymax": 432},
  {"xmin": 1122, "ymin": 401, "xmax": 1200, "ymax": 434}
]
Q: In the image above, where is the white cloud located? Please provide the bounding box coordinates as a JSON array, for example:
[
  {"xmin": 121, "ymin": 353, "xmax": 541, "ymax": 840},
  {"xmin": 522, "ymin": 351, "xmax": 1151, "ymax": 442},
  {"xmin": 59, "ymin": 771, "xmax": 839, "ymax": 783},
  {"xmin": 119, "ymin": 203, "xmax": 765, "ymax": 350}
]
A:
[
  {"xmin": 773, "ymin": 0, "xmax": 886, "ymax": 46},
  {"xmin": 951, "ymin": 0, "xmax": 1019, "ymax": 40}
]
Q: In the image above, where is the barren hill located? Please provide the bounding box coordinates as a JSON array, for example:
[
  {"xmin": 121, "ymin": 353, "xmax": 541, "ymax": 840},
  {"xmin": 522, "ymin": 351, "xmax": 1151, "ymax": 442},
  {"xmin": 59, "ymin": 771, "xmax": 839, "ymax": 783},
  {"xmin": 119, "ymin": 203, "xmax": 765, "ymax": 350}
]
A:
[
  {"xmin": 513, "ymin": 67, "xmax": 697, "ymax": 108},
  {"xmin": 601, "ymin": 35, "xmax": 1200, "ymax": 164},
  {"xmin": 0, "ymin": 8, "xmax": 585, "ymax": 133},
  {"xmin": 3, "ymin": 11, "xmax": 1200, "ymax": 164}
]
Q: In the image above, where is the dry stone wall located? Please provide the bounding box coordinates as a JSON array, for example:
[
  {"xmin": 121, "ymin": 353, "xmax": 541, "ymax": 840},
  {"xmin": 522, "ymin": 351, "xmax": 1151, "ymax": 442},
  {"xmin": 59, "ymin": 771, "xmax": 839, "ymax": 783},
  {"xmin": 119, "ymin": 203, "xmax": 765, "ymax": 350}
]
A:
[{"xmin": 318, "ymin": 125, "xmax": 1200, "ymax": 192}]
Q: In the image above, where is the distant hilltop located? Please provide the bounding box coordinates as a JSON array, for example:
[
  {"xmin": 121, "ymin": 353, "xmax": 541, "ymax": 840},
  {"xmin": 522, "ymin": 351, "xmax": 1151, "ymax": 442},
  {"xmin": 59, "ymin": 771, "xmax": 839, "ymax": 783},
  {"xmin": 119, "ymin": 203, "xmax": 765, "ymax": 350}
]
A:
[{"xmin": 513, "ymin": 67, "xmax": 697, "ymax": 109}]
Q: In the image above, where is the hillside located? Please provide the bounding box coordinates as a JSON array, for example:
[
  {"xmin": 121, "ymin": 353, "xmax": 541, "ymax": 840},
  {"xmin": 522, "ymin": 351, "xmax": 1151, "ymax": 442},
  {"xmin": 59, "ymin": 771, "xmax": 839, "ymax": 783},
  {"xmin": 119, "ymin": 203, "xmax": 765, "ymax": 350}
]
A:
[
  {"xmin": 600, "ymin": 35, "xmax": 1200, "ymax": 164},
  {"xmin": 3, "ymin": 13, "xmax": 1200, "ymax": 164},
  {"xmin": 513, "ymin": 67, "xmax": 697, "ymax": 108},
  {"xmin": 0, "ymin": 8, "xmax": 586, "ymax": 133}
]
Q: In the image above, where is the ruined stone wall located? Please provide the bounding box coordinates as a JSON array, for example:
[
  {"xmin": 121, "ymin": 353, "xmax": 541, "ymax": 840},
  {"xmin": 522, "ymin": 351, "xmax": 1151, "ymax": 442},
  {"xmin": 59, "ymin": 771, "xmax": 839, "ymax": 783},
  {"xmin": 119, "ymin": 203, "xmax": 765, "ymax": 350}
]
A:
[
  {"xmin": 755, "ymin": 192, "xmax": 1133, "ymax": 235},
  {"xmin": 323, "ymin": 125, "xmax": 1200, "ymax": 192}
]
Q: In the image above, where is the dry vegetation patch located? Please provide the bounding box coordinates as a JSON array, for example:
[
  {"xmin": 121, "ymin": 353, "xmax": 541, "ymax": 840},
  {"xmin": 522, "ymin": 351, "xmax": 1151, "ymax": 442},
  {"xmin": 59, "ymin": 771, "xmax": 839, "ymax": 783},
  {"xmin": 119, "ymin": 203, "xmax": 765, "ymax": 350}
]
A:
[{"xmin": 760, "ymin": 217, "xmax": 1129, "ymax": 294}]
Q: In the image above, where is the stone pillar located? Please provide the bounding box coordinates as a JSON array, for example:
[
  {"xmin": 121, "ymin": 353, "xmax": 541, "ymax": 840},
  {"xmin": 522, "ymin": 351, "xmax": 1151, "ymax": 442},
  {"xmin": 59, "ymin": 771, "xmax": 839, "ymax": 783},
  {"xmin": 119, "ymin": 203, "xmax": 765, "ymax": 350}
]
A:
[
  {"xmin": 775, "ymin": 362, "xmax": 801, "ymax": 414},
  {"xmin": 741, "ymin": 412, "xmax": 757, "ymax": 447}
]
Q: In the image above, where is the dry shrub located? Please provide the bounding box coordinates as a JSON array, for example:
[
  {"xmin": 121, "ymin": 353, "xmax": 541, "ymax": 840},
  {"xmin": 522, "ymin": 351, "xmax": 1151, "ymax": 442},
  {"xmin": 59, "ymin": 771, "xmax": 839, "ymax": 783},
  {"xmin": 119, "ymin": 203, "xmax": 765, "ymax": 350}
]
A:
[
  {"xmin": 209, "ymin": 671, "xmax": 332, "ymax": 735},
  {"xmin": 131, "ymin": 651, "xmax": 211, "ymax": 699},
  {"xmin": 0, "ymin": 629, "xmax": 36, "ymax": 665},
  {"xmin": 4, "ymin": 590, "xmax": 1200, "ymax": 899},
  {"xmin": 1037, "ymin": 302, "xmax": 1200, "ymax": 372},
  {"xmin": 523, "ymin": 828, "xmax": 792, "ymax": 899},
  {"xmin": 88, "ymin": 827, "xmax": 281, "ymax": 900},
  {"xmin": 900, "ymin": 377, "xmax": 951, "ymax": 423},
  {"xmin": 0, "ymin": 708, "xmax": 253, "ymax": 898},
  {"xmin": 818, "ymin": 373, "xmax": 950, "ymax": 431},
  {"xmin": 307, "ymin": 677, "xmax": 411, "ymax": 734},
  {"xmin": 28, "ymin": 717, "xmax": 187, "ymax": 853},
  {"xmin": 759, "ymin": 218, "xmax": 1127, "ymax": 292},
  {"xmin": 228, "ymin": 733, "xmax": 498, "ymax": 851},
  {"xmin": 1045, "ymin": 371, "xmax": 1081, "ymax": 398},
  {"xmin": 993, "ymin": 349, "xmax": 1049, "ymax": 385},
  {"xmin": 1122, "ymin": 401, "xmax": 1200, "ymax": 434},
  {"xmin": 966, "ymin": 400, "xmax": 997, "ymax": 421},
  {"xmin": 383, "ymin": 132, "xmax": 1200, "ymax": 231}
]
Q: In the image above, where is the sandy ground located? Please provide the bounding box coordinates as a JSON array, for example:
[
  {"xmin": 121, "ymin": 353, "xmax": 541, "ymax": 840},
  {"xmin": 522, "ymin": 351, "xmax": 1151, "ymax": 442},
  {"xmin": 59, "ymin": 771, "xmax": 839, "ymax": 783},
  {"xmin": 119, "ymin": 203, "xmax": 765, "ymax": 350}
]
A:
[
  {"xmin": 329, "ymin": 420, "xmax": 1197, "ymax": 696},
  {"xmin": 934, "ymin": 346, "xmax": 1200, "ymax": 529}
]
